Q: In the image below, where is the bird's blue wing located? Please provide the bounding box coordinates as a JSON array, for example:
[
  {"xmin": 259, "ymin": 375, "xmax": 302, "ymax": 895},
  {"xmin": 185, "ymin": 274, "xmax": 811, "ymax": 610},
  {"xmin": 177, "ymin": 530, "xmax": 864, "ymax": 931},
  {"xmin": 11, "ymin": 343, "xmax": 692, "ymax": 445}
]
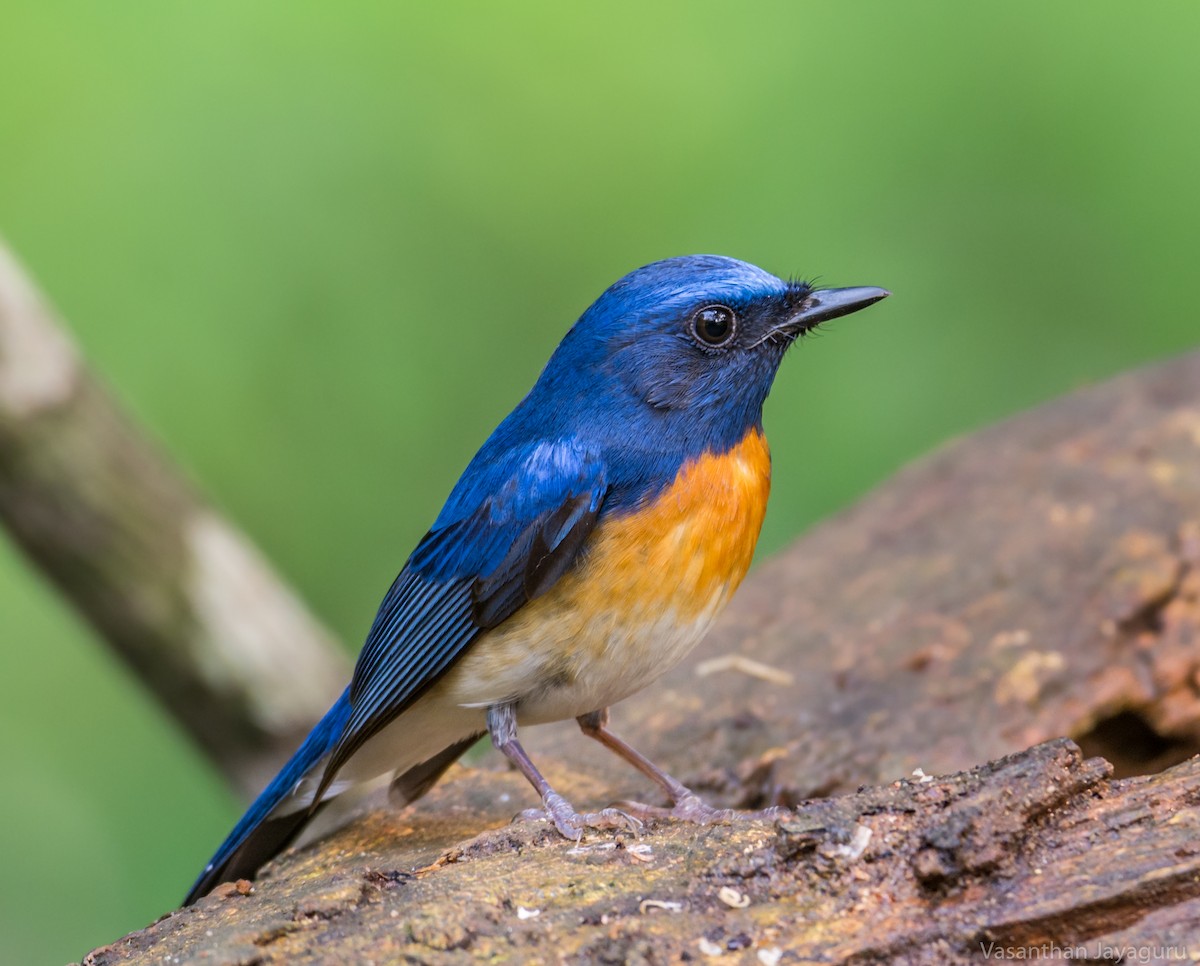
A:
[{"xmin": 316, "ymin": 438, "xmax": 608, "ymax": 789}]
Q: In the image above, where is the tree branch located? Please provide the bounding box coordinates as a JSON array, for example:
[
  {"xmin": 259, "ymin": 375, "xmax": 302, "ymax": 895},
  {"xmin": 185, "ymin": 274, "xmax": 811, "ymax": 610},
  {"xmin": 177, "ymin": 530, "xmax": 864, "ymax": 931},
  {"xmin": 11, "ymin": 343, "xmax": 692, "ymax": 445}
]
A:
[{"xmin": 0, "ymin": 238, "xmax": 348, "ymax": 794}]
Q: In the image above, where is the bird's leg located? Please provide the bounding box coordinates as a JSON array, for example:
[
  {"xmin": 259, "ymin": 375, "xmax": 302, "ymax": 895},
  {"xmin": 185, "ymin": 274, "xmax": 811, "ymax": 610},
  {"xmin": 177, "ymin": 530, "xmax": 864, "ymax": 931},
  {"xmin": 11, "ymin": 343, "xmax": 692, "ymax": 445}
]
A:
[
  {"xmin": 577, "ymin": 708, "xmax": 788, "ymax": 824},
  {"xmin": 487, "ymin": 704, "xmax": 637, "ymax": 840}
]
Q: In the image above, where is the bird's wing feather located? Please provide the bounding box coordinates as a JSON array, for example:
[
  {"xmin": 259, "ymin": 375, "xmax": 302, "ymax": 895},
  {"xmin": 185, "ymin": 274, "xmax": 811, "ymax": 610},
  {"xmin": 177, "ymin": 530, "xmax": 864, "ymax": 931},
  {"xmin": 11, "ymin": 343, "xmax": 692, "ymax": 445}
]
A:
[{"xmin": 316, "ymin": 438, "xmax": 608, "ymax": 791}]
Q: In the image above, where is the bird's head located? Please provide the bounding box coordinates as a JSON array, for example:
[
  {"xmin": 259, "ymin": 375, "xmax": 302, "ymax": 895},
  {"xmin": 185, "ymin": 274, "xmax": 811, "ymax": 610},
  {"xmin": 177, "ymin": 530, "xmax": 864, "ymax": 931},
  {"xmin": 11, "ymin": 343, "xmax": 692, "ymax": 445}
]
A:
[{"xmin": 536, "ymin": 255, "xmax": 888, "ymax": 452}]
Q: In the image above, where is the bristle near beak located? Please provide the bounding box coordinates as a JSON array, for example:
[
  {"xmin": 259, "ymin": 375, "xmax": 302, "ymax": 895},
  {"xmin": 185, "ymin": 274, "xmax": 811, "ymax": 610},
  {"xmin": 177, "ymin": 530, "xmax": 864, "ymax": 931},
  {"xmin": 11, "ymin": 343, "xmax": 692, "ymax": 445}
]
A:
[{"xmin": 781, "ymin": 286, "xmax": 890, "ymax": 334}]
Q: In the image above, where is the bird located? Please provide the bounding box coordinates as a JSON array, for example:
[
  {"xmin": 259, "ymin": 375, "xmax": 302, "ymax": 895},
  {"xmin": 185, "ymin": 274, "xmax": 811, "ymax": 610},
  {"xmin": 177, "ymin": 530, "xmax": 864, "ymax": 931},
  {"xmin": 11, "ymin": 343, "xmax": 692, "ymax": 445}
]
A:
[{"xmin": 184, "ymin": 254, "xmax": 888, "ymax": 905}]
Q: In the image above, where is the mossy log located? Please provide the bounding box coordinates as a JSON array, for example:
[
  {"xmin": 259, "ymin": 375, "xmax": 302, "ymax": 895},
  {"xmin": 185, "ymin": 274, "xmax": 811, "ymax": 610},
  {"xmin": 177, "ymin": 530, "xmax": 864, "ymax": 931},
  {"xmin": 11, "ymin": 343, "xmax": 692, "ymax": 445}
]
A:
[{"xmin": 86, "ymin": 350, "xmax": 1200, "ymax": 963}]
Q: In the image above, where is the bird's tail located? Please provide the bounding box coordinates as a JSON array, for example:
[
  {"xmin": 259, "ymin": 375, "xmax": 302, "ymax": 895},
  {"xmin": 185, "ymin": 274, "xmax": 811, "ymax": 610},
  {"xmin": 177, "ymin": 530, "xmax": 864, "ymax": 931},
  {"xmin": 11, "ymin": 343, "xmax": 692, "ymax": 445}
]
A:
[{"xmin": 183, "ymin": 689, "xmax": 352, "ymax": 906}]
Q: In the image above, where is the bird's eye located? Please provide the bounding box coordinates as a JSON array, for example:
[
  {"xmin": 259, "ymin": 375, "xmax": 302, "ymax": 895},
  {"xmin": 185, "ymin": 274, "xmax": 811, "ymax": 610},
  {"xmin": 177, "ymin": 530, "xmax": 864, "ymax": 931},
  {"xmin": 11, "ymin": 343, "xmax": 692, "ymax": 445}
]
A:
[{"xmin": 690, "ymin": 305, "xmax": 737, "ymax": 348}]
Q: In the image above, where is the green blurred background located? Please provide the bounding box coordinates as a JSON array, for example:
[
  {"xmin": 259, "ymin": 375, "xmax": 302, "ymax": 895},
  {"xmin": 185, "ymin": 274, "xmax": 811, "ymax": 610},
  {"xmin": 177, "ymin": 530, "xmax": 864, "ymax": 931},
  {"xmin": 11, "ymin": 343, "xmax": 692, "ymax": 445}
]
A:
[{"xmin": 2, "ymin": 2, "xmax": 1198, "ymax": 961}]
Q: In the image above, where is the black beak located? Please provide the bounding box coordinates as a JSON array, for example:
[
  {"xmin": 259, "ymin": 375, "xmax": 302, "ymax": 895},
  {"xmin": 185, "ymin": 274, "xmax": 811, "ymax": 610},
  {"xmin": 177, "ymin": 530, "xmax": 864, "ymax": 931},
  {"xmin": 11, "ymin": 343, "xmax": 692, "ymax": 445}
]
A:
[{"xmin": 785, "ymin": 285, "xmax": 890, "ymax": 334}]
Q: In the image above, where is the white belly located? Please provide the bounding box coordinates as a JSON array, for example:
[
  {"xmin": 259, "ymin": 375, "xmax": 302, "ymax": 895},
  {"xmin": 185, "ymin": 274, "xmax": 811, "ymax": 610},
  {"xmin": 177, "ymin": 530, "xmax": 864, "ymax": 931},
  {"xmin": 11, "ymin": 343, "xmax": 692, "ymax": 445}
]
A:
[
  {"xmin": 462, "ymin": 599, "xmax": 725, "ymax": 724},
  {"xmin": 334, "ymin": 590, "xmax": 725, "ymax": 789}
]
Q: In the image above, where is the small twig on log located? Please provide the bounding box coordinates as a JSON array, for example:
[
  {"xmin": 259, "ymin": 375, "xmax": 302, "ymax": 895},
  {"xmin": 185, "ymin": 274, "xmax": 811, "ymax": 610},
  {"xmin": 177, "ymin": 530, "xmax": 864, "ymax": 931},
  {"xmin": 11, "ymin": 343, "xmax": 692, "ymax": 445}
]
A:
[{"xmin": 0, "ymin": 238, "xmax": 349, "ymax": 794}]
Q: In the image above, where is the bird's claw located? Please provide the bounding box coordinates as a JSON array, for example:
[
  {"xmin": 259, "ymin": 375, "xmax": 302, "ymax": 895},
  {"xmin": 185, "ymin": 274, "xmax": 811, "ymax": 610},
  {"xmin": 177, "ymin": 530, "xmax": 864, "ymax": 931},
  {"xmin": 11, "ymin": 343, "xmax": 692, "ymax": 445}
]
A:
[{"xmin": 514, "ymin": 790, "xmax": 641, "ymax": 840}]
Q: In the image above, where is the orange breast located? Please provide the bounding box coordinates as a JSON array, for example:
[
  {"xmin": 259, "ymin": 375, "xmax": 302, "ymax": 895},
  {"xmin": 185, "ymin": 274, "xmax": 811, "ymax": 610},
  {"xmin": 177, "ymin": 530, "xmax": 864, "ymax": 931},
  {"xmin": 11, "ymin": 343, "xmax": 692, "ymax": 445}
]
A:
[{"xmin": 578, "ymin": 426, "xmax": 772, "ymax": 622}]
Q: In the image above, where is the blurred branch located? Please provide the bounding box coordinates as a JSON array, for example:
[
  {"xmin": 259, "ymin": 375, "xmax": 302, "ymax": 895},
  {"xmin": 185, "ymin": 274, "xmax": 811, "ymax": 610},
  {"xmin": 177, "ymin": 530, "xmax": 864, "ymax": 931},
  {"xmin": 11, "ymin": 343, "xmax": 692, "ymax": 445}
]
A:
[{"xmin": 0, "ymin": 237, "xmax": 349, "ymax": 795}]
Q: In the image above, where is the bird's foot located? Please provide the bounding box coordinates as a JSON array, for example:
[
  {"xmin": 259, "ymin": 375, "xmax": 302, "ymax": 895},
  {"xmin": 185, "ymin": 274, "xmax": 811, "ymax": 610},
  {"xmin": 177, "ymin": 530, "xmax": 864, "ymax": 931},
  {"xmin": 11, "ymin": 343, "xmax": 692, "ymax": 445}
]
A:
[
  {"xmin": 614, "ymin": 790, "xmax": 790, "ymax": 826},
  {"xmin": 514, "ymin": 790, "xmax": 641, "ymax": 840}
]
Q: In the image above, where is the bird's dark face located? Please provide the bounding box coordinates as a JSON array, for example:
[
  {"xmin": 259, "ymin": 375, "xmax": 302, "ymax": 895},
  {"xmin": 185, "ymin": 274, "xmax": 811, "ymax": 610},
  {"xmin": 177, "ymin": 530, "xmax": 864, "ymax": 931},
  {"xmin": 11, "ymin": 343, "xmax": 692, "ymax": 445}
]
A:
[{"xmin": 539, "ymin": 255, "xmax": 888, "ymax": 453}]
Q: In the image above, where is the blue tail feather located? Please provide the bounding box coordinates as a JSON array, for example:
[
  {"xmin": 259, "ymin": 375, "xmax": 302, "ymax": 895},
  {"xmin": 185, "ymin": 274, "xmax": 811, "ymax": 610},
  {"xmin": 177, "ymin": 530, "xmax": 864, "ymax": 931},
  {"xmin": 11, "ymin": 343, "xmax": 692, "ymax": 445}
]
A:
[{"xmin": 183, "ymin": 689, "xmax": 352, "ymax": 905}]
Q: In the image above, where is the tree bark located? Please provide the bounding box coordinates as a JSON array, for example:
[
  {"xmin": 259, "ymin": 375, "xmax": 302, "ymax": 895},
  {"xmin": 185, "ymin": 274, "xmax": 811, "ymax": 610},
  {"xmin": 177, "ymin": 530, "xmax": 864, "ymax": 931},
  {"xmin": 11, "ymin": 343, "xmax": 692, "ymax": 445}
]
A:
[
  {"xmin": 0, "ymin": 240, "xmax": 348, "ymax": 794},
  {"xmin": 85, "ymin": 349, "xmax": 1200, "ymax": 963},
  {"xmin": 85, "ymin": 741, "xmax": 1200, "ymax": 964}
]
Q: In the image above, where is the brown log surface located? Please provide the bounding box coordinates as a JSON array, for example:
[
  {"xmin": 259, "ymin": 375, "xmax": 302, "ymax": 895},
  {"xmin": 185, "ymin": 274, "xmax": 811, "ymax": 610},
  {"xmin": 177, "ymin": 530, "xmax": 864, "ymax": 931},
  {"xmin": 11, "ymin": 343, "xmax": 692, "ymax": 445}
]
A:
[
  {"xmin": 86, "ymin": 742, "xmax": 1200, "ymax": 964},
  {"xmin": 85, "ymin": 351, "xmax": 1200, "ymax": 964}
]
